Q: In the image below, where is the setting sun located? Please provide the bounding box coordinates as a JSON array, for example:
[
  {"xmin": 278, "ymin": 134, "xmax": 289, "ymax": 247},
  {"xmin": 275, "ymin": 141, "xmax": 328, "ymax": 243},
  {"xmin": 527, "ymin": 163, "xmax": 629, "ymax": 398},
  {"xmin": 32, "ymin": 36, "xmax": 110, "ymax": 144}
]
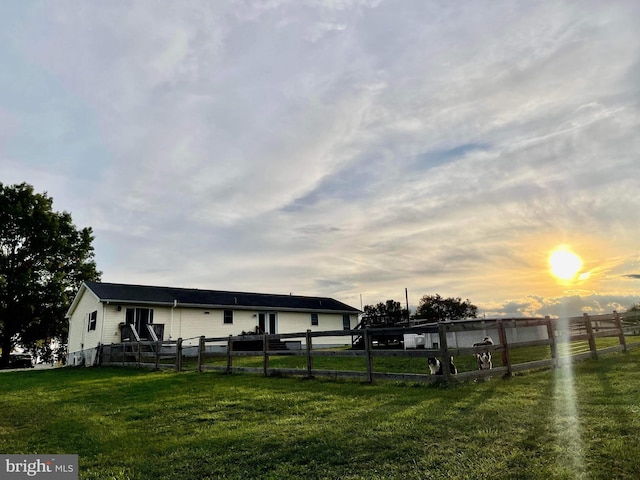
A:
[{"xmin": 549, "ymin": 247, "xmax": 583, "ymax": 281}]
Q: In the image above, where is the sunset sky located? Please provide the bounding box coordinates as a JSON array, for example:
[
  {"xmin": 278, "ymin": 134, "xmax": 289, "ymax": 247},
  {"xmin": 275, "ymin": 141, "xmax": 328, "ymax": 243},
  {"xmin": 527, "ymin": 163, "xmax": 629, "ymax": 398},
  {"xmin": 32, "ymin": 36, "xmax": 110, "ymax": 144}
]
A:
[{"xmin": 1, "ymin": 1, "xmax": 639, "ymax": 317}]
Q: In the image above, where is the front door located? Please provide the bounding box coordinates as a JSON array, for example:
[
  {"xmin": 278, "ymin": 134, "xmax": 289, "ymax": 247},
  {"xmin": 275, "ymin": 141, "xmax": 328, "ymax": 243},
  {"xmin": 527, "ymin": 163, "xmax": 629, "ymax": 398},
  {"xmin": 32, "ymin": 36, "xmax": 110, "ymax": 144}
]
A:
[{"xmin": 258, "ymin": 312, "xmax": 277, "ymax": 334}]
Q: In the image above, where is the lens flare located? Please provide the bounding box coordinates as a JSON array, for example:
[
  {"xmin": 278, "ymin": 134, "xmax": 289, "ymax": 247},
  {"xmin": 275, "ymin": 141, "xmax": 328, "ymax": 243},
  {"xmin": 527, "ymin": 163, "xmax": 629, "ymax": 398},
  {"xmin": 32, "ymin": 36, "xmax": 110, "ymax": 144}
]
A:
[{"xmin": 553, "ymin": 317, "xmax": 586, "ymax": 475}]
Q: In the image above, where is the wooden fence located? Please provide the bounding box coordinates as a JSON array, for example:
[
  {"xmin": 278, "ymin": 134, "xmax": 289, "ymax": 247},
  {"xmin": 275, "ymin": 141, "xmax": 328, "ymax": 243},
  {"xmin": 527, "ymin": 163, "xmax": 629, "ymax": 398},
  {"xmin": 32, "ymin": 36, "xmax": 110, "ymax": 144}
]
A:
[{"xmin": 98, "ymin": 311, "xmax": 640, "ymax": 383}]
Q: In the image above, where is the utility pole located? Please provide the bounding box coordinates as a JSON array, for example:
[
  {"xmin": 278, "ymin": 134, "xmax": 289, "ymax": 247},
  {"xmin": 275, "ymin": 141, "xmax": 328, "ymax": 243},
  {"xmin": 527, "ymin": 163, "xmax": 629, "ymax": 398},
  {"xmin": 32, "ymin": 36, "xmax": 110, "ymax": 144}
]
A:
[{"xmin": 405, "ymin": 288, "xmax": 410, "ymax": 326}]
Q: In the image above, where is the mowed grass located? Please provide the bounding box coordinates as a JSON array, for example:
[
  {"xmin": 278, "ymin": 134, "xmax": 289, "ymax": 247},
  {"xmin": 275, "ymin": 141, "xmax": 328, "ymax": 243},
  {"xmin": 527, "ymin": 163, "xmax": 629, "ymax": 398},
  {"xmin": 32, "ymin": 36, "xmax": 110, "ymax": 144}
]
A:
[{"xmin": 1, "ymin": 350, "xmax": 640, "ymax": 479}]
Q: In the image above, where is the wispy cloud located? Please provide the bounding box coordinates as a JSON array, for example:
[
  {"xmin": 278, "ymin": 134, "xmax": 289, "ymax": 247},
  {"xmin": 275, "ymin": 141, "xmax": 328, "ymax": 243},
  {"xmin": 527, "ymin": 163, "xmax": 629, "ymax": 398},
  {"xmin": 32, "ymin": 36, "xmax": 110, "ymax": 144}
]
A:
[{"xmin": 1, "ymin": 0, "xmax": 639, "ymax": 314}]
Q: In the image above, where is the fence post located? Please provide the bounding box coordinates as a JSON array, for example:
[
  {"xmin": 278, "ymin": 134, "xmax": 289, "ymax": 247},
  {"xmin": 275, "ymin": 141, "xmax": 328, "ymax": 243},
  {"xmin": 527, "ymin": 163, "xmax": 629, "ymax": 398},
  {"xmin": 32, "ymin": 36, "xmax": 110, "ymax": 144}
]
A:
[
  {"xmin": 306, "ymin": 329, "xmax": 314, "ymax": 379},
  {"xmin": 155, "ymin": 340, "xmax": 161, "ymax": 370},
  {"xmin": 497, "ymin": 319, "xmax": 512, "ymax": 377},
  {"xmin": 583, "ymin": 313, "xmax": 598, "ymax": 360},
  {"xmin": 197, "ymin": 335, "xmax": 206, "ymax": 373},
  {"xmin": 545, "ymin": 316, "xmax": 558, "ymax": 367},
  {"xmin": 226, "ymin": 335, "xmax": 233, "ymax": 374},
  {"xmin": 263, "ymin": 332, "xmax": 269, "ymax": 377},
  {"xmin": 437, "ymin": 322, "xmax": 451, "ymax": 380},
  {"xmin": 176, "ymin": 338, "xmax": 183, "ymax": 372},
  {"xmin": 364, "ymin": 327, "xmax": 374, "ymax": 383},
  {"xmin": 613, "ymin": 310, "xmax": 627, "ymax": 353},
  {"xmin": 137, "ymin": 341, "xmax": 141, "ymax": 368}
]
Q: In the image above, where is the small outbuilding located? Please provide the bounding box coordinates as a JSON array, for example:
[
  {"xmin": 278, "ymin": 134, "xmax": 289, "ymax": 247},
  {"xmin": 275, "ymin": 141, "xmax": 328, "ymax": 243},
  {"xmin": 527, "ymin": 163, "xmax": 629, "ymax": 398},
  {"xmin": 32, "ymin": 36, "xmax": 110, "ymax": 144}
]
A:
[{"xmin": 66, "ymin": 281, "xmax": 360, "ymax": 365}]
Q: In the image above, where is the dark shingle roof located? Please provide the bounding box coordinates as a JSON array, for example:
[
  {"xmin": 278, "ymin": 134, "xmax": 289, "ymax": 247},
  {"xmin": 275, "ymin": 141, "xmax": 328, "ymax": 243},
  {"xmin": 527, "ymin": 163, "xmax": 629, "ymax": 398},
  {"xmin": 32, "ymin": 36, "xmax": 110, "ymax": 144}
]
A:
[{"xmin": 84, "ymin": 281, "xmax": 360, "ymax": 313}]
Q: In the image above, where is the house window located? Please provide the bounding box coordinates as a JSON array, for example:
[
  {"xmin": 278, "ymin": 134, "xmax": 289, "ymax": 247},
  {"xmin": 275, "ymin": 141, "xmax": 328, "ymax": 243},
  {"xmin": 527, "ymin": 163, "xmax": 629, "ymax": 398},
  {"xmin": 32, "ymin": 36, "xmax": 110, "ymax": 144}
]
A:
[
  {"xmin": 224, "ymin": 310, "xmax": 233, "ymax": 324},
  {"xmin": 88, "ymin": 310, "xmax": 97, "ymax": 331},
  {"xmin": 311, "ymin": 313, "xmax": 319, "ymax": 326},
  {"xmin": 342, "ymin": 314, "xmax": 351, "ymax": 330}
]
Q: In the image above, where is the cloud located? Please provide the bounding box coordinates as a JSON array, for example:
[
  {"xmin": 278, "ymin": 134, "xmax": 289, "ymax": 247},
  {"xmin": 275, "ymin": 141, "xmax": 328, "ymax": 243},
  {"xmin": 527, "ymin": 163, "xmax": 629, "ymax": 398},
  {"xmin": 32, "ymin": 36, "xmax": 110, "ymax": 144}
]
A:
[
  {"xmin": 1, "ymin": 1, "xmax": 639, "ymax": 310},
  {"xmin": 479, "ymin": 292, "xmax": 639, "ymax": 318}
]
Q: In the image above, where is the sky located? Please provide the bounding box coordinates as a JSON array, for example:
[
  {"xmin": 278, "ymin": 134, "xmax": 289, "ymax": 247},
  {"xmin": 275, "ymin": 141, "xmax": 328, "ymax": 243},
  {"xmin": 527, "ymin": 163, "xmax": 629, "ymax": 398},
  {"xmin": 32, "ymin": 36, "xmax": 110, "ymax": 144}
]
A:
[{"xmin": 1, "ymin": 0, "xmax": 639, "ymax": 318}]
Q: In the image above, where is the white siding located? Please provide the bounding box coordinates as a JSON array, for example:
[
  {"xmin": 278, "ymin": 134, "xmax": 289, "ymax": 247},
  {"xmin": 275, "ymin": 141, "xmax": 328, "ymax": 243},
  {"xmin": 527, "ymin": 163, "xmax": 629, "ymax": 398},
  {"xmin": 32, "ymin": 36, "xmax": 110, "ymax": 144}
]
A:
[
  {"xmin": 171, "ymin": 308, "xmax": 257, "ymax": 343},
  {"xmin": 101, "ymin": 305, "xmax": 125, "ymax": 345},
  {"xmin": 171, "ymin": 309, "xmax": 358, "ymax": 346},
  {"xmin": 168, "ymin": 308, "xmax": 356, "ymax": 346},
  {"xmin": 67, "ymin": 288, "xmax": 101, "ymax": 355},
  {"xmin": 279, "ymin": 312, "xmax": 356, "ymax": 346}
]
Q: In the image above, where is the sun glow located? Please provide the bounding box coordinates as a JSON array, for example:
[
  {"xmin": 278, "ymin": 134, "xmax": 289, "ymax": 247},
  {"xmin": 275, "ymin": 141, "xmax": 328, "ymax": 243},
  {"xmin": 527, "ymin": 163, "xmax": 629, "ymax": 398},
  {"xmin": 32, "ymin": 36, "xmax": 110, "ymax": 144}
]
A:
[{"xmin": 549, "ymin": 247, "xmax": 583, "ymax": 281}]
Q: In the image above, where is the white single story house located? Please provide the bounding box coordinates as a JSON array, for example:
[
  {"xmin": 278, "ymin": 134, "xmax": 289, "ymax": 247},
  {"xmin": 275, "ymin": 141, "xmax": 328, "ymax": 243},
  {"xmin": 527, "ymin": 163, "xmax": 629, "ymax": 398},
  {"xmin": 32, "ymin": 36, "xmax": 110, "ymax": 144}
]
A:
[{"xmin": 66, "ymin": 281, "xmax": 361, "ymax": 365}]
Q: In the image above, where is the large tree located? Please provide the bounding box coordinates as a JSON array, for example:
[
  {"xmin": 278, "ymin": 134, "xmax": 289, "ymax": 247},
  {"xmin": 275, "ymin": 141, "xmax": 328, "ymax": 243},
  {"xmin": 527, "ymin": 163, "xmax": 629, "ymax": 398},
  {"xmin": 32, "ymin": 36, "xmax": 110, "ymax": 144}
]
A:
[
  {"xmin": 0, "ymin": 183, "xmax": 100, "ymax": 366},
  {"xmin": 362, "ymin": 299, "xmax": 408, "ymax": 327},
  {"xmin": 415, "ymin": 294, "xmax": 478, "ymax": 321}
]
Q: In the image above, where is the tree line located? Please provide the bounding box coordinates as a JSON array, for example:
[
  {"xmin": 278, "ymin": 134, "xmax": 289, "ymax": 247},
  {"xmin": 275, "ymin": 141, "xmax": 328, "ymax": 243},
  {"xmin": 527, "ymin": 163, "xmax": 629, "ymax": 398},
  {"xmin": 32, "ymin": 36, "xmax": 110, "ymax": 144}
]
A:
[{"xmin": 362, "ymin": 294, "xmax": 479, "ymax": 327}]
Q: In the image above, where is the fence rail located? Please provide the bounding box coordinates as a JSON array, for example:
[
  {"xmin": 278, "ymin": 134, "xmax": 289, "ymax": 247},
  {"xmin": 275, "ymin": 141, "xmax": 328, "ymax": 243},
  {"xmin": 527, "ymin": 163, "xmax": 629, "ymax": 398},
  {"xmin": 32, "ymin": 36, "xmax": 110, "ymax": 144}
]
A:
[{"xmin": 97, "ymin": 311, "xmax": 640, "ymax": 383}]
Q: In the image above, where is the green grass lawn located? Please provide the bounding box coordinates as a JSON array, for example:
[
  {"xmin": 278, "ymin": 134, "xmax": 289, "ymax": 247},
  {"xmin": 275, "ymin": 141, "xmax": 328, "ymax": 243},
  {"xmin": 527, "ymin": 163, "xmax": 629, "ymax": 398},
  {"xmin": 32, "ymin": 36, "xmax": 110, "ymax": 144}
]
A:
[{"xmin": 1, "ymin": 349, "xmax": 640, "ymax": 479}]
